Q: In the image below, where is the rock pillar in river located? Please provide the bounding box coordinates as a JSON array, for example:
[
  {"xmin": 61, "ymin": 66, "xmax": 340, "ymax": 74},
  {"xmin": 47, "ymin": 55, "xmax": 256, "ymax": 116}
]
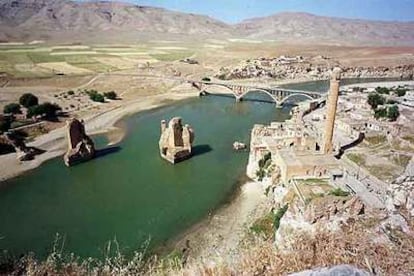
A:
[
  {"xmin": 159, "ymin": 117, "xmax": 194, "ymax": 164},
  {"xmin": 63, "ymin": 118, "xmax": 95, "ymax": 167}
]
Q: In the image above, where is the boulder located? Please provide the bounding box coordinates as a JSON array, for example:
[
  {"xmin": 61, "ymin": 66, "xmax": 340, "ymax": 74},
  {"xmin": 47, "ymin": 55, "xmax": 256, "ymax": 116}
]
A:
[
  {"xmin": 159, "ymin": 117, "xmax": 194, "ymax": 164},
  {"xmin": 304, "ymin": 196, "xmax": 364, "ymax": 224},
  {"xmin": 233, "ymin": 141, "xmax": 247, "ymax": 150},
  {"xmin": 63, "ymin": 118, "xmax": 95, "ymax": 167}
]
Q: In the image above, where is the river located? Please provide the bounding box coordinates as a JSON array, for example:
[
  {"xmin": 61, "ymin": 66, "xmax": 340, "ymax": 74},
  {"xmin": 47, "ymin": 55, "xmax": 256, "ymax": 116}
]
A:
[{"xmin": 0, "ymin": 78, "xmax": 396, "ymax": 259}]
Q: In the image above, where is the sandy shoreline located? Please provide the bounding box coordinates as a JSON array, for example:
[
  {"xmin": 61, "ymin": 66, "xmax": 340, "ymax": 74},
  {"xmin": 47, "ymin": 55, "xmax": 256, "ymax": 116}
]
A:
[{"xmin": 0, "ymin": 91, "xmax": 198, "ymax": 183}]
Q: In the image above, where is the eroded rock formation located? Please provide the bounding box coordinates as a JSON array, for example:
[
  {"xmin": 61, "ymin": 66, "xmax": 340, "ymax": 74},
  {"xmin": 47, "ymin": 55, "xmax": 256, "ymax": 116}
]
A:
[
  {"xmin": 3, "ymin": 131, "xmax": 44, "ymax": 161},
  {"xmin": 63, "ymin": 118, "xmax": 95, "ymax": 167},
  {"xmin": 304, "ymin": 196, "xmax": 365, "ymax": 224},
  {"xmin": 159, "ymin": 117, "xmax": 194, "ymax": 164}
]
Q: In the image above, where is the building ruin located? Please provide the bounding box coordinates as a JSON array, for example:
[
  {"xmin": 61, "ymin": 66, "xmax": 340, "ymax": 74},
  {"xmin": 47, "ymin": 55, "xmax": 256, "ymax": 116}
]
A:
[
  {"xmin": 247, "ymin": 68, "xmax": 343, "ymax": 182},
  {"xmin": 159, "ymin": 117, "xmax": 195, "ymax": 164}
]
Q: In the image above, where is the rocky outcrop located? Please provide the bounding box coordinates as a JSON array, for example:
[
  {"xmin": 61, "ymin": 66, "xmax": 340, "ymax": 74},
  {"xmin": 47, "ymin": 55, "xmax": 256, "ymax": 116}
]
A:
[
  {"xmin": 386, "ymin": 157, "xmax": 414, "ymax": 217},
  {"xmin": 159, "ymin": 117, "xmax": 194, "ymax": 164},
  {"xmin": 289, "ymin": 265, "xmax": 370, "ymax": 276},
  {"xmin": 3, "ymin": 131, "xmax": 44, "ymax": 161},
  {"xmin": 304, "ymin": 196, "xmax": 365, "ymax": 224},
  {"xmin": 233, "ymin": 141, "xmax": 247, "ymax": 151},
  {"xmin": 63, "ymin": 118, "xmax": 95, "ymax": 167}
]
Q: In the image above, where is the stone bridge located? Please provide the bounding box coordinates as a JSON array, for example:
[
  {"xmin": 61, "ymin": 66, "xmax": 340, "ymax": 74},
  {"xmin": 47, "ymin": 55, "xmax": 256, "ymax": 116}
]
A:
[{"xmin": 191, "ymin": 80, "xmax": 324, "ymax": 106}]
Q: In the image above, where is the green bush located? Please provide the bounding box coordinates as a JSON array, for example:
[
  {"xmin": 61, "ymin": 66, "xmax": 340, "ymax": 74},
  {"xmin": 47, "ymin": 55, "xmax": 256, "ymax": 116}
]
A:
[
  {"xmin": 375, "ymin": 87, "xmax": 390, "ymax": 95},
  {"xmin": 374, "ymin": 107, "xmax": 387, "ymax": 119},
  {"xmin": 103, "ymin": 91, "xmax": 117, "ymax": 100},
  {"xmin": 19, "ymin": 93, "xmax": 39, "ymax": 108},
  {"xmin": 273, "ymin": 204, "xmax": 288, "ymax": 231},
  {"xmin": 387, "ymin": 105, "xmax": 399, "ymax": 121},
  {"xmin": 395, "ymin": 88, "xmax": 407, "ymax": 97},
  {"xmin": 3, "ymin": 103, "xmax": 21, "ymax": 114},
  {"xmin": 367, "ymin": 93, "xmax": 385, "ymax": 109},
  {"xmin": 67, "ymin": 90, "xmax": 75, "ymax": 95},
  {"xmin": 329, "ymin": 188, "xmax": 350, "ymax": 197}
]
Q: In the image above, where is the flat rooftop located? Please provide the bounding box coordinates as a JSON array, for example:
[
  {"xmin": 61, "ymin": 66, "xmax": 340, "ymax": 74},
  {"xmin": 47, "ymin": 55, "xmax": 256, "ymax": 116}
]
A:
[{"xmin": 276, "ymin": 149, "xmax": 340, "ymax": 167}]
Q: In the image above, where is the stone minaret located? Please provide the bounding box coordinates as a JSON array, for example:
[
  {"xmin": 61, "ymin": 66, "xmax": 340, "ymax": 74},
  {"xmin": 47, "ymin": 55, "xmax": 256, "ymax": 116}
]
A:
[{"xmin": 323, "ymin": 67, "xmax": 342, "ymax": 154}]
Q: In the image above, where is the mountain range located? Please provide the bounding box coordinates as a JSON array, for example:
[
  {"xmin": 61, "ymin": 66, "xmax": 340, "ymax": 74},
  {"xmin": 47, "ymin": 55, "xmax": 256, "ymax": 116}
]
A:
[{"xmin": 1, "ymin": 0, "xmax": 414, "ymax": 45}]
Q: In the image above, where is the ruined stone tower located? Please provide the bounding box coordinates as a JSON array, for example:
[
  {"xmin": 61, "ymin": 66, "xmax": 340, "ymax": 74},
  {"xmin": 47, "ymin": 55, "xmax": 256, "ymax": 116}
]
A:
[
  {"xmin": 323, "ymin": 67, "xmax": 342, "ymax": 154},
  {"xmin": 159, "ymin": 117, "xmax": 195, "ymax": 164}
]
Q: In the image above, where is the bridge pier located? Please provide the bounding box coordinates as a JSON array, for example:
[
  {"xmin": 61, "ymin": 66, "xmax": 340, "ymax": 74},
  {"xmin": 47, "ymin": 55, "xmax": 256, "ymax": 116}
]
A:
[
  {"xmin": 275, "ymin": 102, "xmax": 283, "ymax": 108},
  {"xmin": 235, "ymin": 96, "xmax": 243, "ymax": 102}
]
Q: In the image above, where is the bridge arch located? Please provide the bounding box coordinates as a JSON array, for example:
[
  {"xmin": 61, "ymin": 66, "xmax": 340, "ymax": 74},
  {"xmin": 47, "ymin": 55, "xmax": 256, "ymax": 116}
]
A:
[
  {"xmin": 202, "ymin": 84, "xmax": 238, "ymax": 96},
  {"xmin": 279, "ymin": 93, "xmax": 315, "ymax": 105},
  {"xmin": 240, "ymin": 89, "xmax": 279, "ymax": 104}
]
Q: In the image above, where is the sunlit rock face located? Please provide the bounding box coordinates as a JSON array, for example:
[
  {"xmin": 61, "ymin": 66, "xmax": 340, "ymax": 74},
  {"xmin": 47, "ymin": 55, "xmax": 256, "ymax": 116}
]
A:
[
  {"xmin": 63, "ymin": 118, "xmax": 95, "ymax": 167},
  {"xmin": 159, "ymin": 117, "xmax": 194, "ymax": 164}
]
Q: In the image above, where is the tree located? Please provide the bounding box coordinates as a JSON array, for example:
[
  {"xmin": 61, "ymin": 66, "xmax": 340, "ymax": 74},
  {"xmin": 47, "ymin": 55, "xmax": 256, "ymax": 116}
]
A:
[
  {"xmin": 375, "ymin": 87, "xmax": 390, "ymax": 95},
  {"xmin": 27, "ymin": 103, "xmax": 61, "ymax": 119},
  {"xmin": 367, "ymin": 93, "xmax": 385, "ymax": 109},
  {"xmin": 395, "ymin": 88, "xmax": 407, "ymax": 97},
  {"xmin": 387, "ymin": 105, "xmax": 400, "ymax": 121},
  {"xmin": 103, "ymin": 91, "xmax": 117, "ymax": 100},
  {"xmin": 374, "ymin": 108, "xmax": 387, "ymax": 119},
  {"xmin": 3, "ymin": 103, "xmax": 21, "ymax": 114},
  {"xmin": 19, "ymin": 93, "xmax": 39, "ymax": 108},
  {"xmin": 89, "ymin": 93, "xmax": 105, "ymax": 103},
  {"xmin": 0, "ymin": 116, "xmax": 11, "ymax": 133}
]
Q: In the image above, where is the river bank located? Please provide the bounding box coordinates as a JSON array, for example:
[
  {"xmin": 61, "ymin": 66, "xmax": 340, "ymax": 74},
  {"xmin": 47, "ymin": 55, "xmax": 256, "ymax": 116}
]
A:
[{"xmin": 0, "ymin": 91, "xmax": 198, "ymax": 183}]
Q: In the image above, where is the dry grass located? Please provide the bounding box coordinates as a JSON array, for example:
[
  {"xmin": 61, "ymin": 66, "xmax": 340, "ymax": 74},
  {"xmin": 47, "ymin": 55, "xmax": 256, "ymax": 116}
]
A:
[
  {"xmin": 2, "ymin": 218, "xmax": 413, "ymax": 276},
  {"xmin": 182, "ymin": 219, "xmax": 414, "ymax": 276},
  {"xmin": 347, "ymin": 153, "xmax": 366, "ymax": 166}
]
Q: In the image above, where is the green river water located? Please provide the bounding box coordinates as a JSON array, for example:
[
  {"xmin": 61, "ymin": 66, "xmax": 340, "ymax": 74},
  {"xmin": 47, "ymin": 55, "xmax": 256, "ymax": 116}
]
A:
[{"xmin": 0, "ymin": 78, "xmax": 396, "ymax": 259}]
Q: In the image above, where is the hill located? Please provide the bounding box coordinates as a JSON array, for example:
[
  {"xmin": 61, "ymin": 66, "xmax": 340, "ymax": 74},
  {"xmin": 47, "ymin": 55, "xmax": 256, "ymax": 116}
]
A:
[{"xmin": 1, "ymin": 1, "xmax": 414, "ymax": 45}]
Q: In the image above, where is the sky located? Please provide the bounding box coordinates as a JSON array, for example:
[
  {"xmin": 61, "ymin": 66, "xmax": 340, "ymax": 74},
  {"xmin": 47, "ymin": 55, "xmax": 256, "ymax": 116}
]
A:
[{"xmin": 94, "ymin": 0, "xmax": 414, "ymax": 23}]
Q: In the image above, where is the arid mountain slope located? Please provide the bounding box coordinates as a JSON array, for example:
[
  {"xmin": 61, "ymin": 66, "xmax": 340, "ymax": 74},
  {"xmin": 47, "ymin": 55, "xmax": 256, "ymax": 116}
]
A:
[
  {"xmin": 237, "ymin": 12, "xmax": 414, "ymax": 45},
  {"xmin": 0, "ymin": 0, "xmax": 414, "ymax": 45},
  {"xmin": 0, "ymin": 0, "xmax": 232, "ymax": 42}
]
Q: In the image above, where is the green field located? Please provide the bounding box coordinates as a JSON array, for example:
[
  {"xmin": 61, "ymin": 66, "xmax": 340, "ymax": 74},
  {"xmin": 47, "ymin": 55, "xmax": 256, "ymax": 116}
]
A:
[{"xmin": 0, "ymin": 43, "xmax": 197, "ymax": 77}]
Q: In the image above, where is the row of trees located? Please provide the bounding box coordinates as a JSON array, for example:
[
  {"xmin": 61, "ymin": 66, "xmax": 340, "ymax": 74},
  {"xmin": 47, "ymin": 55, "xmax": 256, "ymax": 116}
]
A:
[
  {"xmin": 375, "ymin": 86, "xmax": 407, "ymax": 97},
  {"xmin": 3, "ymin": 93, "xmax": 62, "ymax": 119}
]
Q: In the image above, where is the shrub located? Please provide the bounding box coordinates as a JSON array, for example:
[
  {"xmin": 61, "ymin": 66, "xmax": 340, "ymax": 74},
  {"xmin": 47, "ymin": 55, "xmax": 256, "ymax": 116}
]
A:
[
  {"xmin": 329, "ymin": 188, "xmax": 350, "ymax": 197},
  {"xmin": 367, "ymin": 93, "xmax": 385, "ymax": 109},
  {"xmin": 67, "ymin": 90, "xmax": 75, "ymax": 95},
  {"xmin": 273, "ymin": 204, "xmax": 288, "ymax": 231},
  {"xmin": 202, "ymin": 77, "xmax": 211, "ymax": 82},
  {"xmin": 375, "ymin": 86, "xmax": 390, "ymax": 95},
  {"xmin": 395, "ymin": 88, "xmax": 407, "ymax": 97},
  {"xmin": 19, "ymin": 93, "xmax": 39, "ymax": 108},
  {"xmin": 3, "ymin": 103, "xmax": 21, "ymax": 114},
  {"xmin": 103, "ymin": 91, "xmax": 117, "ymax": 100}
]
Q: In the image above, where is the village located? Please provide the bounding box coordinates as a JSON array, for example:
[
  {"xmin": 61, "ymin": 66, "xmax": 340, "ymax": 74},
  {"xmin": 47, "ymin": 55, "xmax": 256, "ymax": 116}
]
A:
[
  {"xmin": 244, "ymin": 69, "xmax": 413, "ymax": 258},
  {"xmin": 216, "ymin": 55, "xmax": 414, "ymax": 81}
]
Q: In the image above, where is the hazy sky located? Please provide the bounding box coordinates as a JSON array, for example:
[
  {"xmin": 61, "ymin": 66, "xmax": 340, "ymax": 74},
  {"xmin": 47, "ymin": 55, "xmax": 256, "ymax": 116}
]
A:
[{"xmin": 101, "ymin": 0, "xmax": 414, "ymax": 23}]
